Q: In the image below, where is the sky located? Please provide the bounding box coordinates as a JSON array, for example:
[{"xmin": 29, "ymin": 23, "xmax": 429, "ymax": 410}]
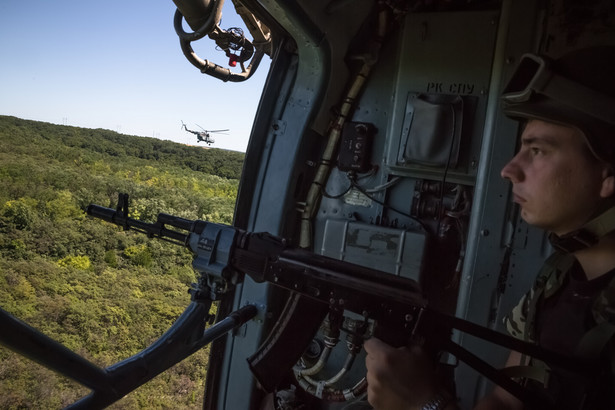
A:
[{"xmin": 0, "ymin": 0, "xmax": 271, "ymax": 152}]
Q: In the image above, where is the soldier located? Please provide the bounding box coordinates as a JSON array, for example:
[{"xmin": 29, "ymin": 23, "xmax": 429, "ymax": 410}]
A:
[{"xmin": 364, "ymin": 46, "xmax": 615, "ymax": 410}]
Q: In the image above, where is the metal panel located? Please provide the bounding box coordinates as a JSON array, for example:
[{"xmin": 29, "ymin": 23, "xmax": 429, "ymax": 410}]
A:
[
  {"xmin": 452, "ymin": 0, "xmax": 547, "ymax": 406},
  {"xmin": 385, "ymin": 10, "xmax": 499, "ymax": 184},
  {"xmin": 321, "ymin": 219, "xmax": 427, "ymax": 281}
]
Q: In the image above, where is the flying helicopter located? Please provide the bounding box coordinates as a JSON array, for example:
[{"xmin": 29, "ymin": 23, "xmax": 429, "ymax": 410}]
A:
[{"xmin": 181, "ymin": 121, "xmax": 229, "ymax": 145}]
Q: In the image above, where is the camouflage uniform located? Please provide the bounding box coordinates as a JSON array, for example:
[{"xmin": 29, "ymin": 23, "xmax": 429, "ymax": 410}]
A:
[
  {"xmin": 504, "ymin": 252, "xmax": 575, "ymax": 343},
  {"xmin": 504, "ymin": 251, "xmax": 615, "ymax": 409}
]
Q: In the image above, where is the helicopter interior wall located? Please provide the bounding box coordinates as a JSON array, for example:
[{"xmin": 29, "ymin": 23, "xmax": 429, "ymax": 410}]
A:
[
  {"xmin": 206, "ymin": 0, "xmax": 615, "ymax": 409},
  {"xmin": 314, "ymin": 7, "xmax": 501, "ymax": 280},
  {"xmin": 217, "ymin": 2, "xmax": 525, "ymax": 409},
  {"xmin": 309, "ymin": 8, "xmax": 511, "ymax": 408},
  {"xmin": 207, "ymin": 0, "xmax": 347, "ymax": 407}
]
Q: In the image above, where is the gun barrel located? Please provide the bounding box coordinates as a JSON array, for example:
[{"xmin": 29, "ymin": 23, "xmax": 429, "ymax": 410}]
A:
[
  {"xmin": 86, "ymin": 204, "xmax": 190, "ymax": 246},
  {"xmin": 86, "ymin": 204, "xmax": 122, "ymax": 225},
  {"xmin": 157, "ymin": 212, "xmax": 205, "ymax": 233}
]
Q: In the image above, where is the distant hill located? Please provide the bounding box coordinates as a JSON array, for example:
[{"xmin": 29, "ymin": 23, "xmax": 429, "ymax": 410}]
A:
[
  {"xmin": 0, "ymin": 115, "xmax": 242, "ymax": 408},
  {"xmin": 0, "ymin": 115, "xmax": 245, "ymax": 180}
]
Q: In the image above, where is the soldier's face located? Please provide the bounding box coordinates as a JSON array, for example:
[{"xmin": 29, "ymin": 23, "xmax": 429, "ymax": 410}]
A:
[{"xmin": 500, "ymin": 119, "xmax": 613, "ymax": 236}]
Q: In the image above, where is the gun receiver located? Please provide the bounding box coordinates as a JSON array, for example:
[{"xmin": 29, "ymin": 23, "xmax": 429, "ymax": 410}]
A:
[{"xmin": 86, "ymin": 196, "xmax": 598, "ymax": 409}]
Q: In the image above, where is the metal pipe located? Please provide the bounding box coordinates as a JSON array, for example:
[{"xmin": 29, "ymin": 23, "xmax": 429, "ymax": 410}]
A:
[
  {"xmin": 173, "ymin": 0, "xmax": 224, "ymax": 41},
  {"xmin": 179, "ymin": 36, "xmax": 266, "ymax": 82},
  {"xmin": 0, "ymin": 307, "xmax": 113, "ymax": 393},
  {"xmin": 300, "ymin": 345, "xmax": 332, "ymax": 376},
  {"xmin": 298, "ymin": 7, "xmax": 388, "ymax": 248},
  {"xmin": 66, "ymin": 303, "xmax": 257, "ymax": 409}
]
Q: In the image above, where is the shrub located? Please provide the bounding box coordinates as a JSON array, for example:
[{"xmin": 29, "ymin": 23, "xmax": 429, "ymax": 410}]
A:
[{"xmin": 57, "ymin": 255, "xmax": 92, "ymax": 270}]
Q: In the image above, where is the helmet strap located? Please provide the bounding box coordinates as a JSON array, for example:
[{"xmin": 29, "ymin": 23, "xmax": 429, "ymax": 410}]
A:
[{"xmin": 549, "ymin": 207, "xmax": 615, "ymax": 253}]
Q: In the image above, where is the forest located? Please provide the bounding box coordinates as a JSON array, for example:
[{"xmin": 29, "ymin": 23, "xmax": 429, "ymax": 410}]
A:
[{"xmin": 0, "ymin": 115, "xmax": 245, "ymax": 408}]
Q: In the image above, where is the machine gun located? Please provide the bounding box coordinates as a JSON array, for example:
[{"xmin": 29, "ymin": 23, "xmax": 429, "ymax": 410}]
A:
[
  {"xmin": 83, "ymin": 194, "xmax": 602, "ymax": 409},
  {"xmin": 0, "ymin": 194, "xmax": 597, "ymax": 409}
]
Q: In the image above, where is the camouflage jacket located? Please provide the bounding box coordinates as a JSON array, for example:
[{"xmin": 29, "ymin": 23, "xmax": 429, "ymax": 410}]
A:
[{"xmin": 504, "ymin": 251, "xmax": 615, "ymax": 346}]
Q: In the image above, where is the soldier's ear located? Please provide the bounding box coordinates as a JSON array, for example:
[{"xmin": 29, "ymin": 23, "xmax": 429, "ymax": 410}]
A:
[{"xmin": 600, "ymin": 166, "xmax": 615, "ymax": 198}]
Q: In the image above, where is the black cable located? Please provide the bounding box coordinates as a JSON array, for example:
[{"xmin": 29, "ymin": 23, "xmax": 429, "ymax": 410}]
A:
[
  {"xmin": 321, "ymin": 169, "xmax": 375, "ymax": 199},
  {"xmin": 436, "ymin": 105, "xmax": 458, "ymax": 233},
  {"xmin": 350, "ymin": 179, "xmax": 426, "ymax": 230},
  {"xmin": 321, "ymin": 183, "xmax": 352, "ymax": 199}
]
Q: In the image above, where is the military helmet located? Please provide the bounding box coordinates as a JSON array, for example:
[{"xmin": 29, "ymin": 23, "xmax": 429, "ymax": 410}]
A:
[{"xmin": 501, "ymin": 46, "xmax": 615, "ymax": 163}]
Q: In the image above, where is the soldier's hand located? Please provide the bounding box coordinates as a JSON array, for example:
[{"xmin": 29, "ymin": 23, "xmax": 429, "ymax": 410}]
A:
[{"xmin": 364, "ymin": 337, "xmax": 438, "ymax": 410}]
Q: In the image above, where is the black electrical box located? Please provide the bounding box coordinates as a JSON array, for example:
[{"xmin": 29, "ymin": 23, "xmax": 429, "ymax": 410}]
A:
[{"xmin": 338, "ymin": 122, "xmax": 375, "ymax": 173}]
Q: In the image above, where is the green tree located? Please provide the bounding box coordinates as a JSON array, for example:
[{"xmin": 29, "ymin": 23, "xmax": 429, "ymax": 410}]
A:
[
  {"xmin": 0, "ymin": 115, "xmax": 243, "ymax": 408},
  {"xmin": 2, "ymin": 197, "xmax": 38, "ymax": 229}
]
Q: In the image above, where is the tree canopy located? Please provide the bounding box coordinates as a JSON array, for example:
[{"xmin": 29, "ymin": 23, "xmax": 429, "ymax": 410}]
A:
[{"xmin": 0, "ymin": 116, "xmax": 244, "ymax": 408}]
